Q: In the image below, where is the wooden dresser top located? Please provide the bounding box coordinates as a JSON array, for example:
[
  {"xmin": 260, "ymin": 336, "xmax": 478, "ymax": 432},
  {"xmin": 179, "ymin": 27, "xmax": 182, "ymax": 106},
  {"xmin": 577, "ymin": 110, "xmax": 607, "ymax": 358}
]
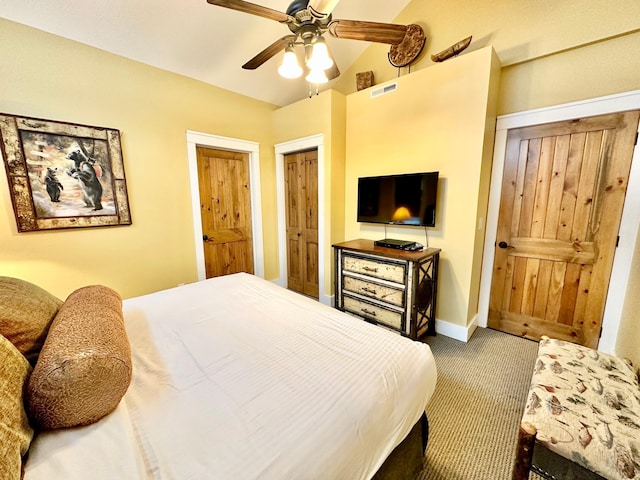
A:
[{"xmin": 333, "ymin": 239, "xmax": 440, "ymax": 262}]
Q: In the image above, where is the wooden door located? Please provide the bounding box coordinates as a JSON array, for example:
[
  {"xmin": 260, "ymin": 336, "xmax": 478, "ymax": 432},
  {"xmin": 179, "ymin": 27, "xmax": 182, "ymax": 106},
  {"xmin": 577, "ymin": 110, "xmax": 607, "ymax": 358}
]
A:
[
  {"xmin": 197, "ymin": 146, "xmax": 253, "ymax": 278},
  {"xmin": 488, "ymin": 110, "xmax": 639, "ymax": 348},
  {"xmin": 284, "ymin": 150, "xmax": 319, "ymax": 298}
]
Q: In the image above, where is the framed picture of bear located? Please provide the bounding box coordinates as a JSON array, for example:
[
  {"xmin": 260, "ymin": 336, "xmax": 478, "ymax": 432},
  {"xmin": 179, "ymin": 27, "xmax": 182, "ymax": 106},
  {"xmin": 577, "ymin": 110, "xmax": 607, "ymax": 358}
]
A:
[{"xmin": 0, "ymin": 114, "xmax": 131, "ymax": 232}]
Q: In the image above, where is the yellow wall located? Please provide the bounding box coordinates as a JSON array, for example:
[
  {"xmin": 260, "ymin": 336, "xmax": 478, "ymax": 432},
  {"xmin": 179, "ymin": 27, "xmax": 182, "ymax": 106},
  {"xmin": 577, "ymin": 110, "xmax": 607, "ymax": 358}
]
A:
[
  {"xmin": 2, "ymin": 2, "xmax": 639, "ymax": 351},
  {"xmin": 333, "ymin": 0, "xmax": 640, "ymax": 346},
  {"xmin": 345, "ymin": 47, "xmax": 500, "ymax": 327},
  {"xmin": 0, "ymin": 19, "xmax": 278, "ymax": 300},
  {"xmin": 499, "ymin": 30, "xmax": 640, "ymax": 114},
  {"xmin": 272, "ymin": 90, "xmax": 346, "ymax": 299},
  {"xmin": 333, "ymin": 0, "xmax": 640, "ymax": 116},
  {"xmin": 617, "ymin": 231, "xmax": 640, "ymax": 368}
]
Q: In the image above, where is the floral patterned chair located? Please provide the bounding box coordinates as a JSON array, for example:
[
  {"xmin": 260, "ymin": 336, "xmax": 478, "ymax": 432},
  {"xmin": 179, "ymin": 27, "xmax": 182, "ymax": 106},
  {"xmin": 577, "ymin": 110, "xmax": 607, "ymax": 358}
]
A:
[{"xmin": 512, "ymin": 337, "xmax": 640, "ymax": 480}]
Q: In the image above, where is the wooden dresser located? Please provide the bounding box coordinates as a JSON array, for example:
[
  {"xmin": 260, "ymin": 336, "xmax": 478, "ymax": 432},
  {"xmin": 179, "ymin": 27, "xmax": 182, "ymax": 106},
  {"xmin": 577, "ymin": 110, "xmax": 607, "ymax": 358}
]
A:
[{"xmin": 333, "ymin": 239, "xmax": 440, "ymax": 339}]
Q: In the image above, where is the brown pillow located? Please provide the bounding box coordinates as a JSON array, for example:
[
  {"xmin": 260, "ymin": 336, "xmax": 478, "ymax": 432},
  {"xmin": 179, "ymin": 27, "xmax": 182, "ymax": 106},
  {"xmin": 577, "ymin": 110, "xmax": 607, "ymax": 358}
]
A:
[
  {"xmin": 0, "ymin": 276, "xmax": 63, "ymax": 364},
  {"xmin": 0, "ymin": 334, "xmax": 35, "ymax": 480},
  {"xmin": 26, "ymin": 285, "xmax": 132, "ymax": 430}
]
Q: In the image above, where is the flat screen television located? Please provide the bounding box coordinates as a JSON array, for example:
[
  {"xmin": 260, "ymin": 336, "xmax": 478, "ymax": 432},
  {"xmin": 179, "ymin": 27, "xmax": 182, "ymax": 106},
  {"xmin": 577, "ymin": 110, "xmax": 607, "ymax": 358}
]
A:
[{"xmin": 357, "ymin": 171, "xmax": 439, "ymax": 227}]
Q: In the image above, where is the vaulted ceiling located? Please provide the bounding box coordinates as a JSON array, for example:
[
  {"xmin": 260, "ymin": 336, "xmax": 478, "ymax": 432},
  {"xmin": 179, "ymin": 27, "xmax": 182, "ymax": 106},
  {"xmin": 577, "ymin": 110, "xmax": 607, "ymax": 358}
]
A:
[{"xmin": 0, "ymin": 0, "xmax": 412, "ymax": 106}]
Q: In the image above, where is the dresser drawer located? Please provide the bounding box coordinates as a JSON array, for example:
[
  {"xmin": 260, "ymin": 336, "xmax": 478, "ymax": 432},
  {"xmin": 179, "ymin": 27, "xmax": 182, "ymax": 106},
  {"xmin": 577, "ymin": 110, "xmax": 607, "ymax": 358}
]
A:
[
  {"xmin": 343, "ymin": 295, "xmax": 404, "ymax": 330},
  {"xmin": 342, "ymin": 254, "xmax": 406, "ymax": 283},
  {"xmin": 334, "ymin": 240, "xmax": 440, "ymax": 339},
  {"xmin": 342, "ymin": 275, "xmax": 404, "ymax": 307}
]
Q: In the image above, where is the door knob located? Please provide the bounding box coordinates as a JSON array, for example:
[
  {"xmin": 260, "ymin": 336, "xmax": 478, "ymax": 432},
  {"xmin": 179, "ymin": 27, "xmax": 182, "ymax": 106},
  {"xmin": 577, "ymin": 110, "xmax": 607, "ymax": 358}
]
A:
[
  {"xmin": 203, "ymin": 234, "xmax": 209, "ymax": 241},
  {"xmin": 498, "ymin": 241, "xmax": 513, "ymax": 249}
]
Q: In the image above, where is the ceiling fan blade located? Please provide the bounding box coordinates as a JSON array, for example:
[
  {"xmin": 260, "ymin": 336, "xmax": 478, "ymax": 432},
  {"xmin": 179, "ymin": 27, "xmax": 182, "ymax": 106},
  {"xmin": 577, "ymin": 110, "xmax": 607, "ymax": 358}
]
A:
[
  {"xmin": 325, "ymin": 46, "xmax": 340, "ymax": 80},
  {"xmin": 206, "ymin": 0, "xmax": 294, "ymax": 24},
  {"xmin": 242, "ymin": 35, "xmax": 295, "ymax": 70},
  {"xmin": 328, "ymin": 20, "xmax": 407, "ymax": 45},
  {"xmin": 308, "ymin": 0, "xmax": 340, "ymax": 17}
]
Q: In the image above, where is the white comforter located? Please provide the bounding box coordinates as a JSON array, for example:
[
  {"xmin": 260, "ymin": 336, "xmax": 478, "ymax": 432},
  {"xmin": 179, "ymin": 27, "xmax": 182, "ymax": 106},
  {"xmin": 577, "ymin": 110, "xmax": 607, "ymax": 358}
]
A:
[{"xmin": 24, "ymin": 273, "xmax": 437, "ymax": 480}]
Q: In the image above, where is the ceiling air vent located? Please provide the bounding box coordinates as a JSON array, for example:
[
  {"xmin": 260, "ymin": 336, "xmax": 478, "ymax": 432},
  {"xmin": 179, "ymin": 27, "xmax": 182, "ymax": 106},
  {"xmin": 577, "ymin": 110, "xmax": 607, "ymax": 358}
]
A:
[{"xmin": 370, "ymin": 82, "xmax": 398, "ymax": 99}]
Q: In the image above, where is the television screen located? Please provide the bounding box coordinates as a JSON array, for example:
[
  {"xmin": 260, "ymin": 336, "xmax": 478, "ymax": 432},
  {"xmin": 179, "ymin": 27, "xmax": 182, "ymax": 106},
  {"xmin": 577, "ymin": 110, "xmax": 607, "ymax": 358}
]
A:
[{"xmin": 357, "ymin": 172, "xmax": 438, "ymax": 227}]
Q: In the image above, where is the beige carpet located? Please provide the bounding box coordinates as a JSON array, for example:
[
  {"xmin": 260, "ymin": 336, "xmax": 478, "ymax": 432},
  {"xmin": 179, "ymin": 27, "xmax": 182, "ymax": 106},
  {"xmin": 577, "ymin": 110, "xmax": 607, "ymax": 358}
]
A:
[{"xmin": 417, "ymin": 327, "xmax": 544, "ymax": 480}]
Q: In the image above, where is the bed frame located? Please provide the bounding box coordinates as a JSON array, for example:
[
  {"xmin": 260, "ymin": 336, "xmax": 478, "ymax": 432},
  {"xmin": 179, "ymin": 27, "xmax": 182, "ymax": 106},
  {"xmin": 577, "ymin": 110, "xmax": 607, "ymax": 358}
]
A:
[
  {"xmin": 22, "ymin": 274, "xmax": 437, "ymax": 480},
  {"xmin": 373, "ymin": 414, "xmax": 429, "ymax": 479}
]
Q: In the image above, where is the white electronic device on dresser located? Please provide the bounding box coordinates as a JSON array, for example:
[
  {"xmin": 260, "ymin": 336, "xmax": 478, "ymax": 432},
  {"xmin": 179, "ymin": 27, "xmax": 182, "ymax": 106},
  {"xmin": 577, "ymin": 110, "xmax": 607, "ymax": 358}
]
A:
[{"xmin": 333, "ymin": 239, "xmax": 440, "ymax": 339}]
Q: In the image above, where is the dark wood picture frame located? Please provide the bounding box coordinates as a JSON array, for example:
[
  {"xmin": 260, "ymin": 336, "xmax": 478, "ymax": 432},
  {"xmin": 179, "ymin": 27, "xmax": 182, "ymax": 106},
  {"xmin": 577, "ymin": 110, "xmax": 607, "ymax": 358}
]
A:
[{"xmin": 0, "ymin": 114, "xmax": 131, "ymax": 232}]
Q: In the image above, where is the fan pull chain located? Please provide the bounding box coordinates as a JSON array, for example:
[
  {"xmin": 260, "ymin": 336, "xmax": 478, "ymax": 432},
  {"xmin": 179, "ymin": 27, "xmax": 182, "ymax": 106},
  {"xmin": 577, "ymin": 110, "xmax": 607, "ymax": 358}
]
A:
[{"xmin": 308, "ymin": 84, "xmax": 320, "ymax": 98}]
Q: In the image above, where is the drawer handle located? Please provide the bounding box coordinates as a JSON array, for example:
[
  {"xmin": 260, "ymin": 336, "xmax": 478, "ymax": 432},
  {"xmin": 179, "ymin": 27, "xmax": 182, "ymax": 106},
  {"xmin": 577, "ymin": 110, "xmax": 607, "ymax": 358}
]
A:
[
  {"xmin": 362, "ymin": 287, "xmax": 377, "ymax": 295},
  {"xmin": 362, "ymin": 266, "xmax": 378, "ymax": 273},
  {"xmin": 361, "ymin": 308, "xmax": 377, "ymax": 317}
]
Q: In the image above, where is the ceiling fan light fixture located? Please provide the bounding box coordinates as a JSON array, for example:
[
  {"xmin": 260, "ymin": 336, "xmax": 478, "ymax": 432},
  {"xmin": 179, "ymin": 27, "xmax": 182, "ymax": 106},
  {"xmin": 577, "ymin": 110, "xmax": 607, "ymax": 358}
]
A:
[
  {"xmin": 278, "ymin": 47, "xmax": 303, "ymax": 79},
  {"xmin": 305, "ymin": 66, "xmax": 329, "ymax": 84},
  {"xmin": 307, "ymin": 38, "xmax": 333, "ymax": 71}
]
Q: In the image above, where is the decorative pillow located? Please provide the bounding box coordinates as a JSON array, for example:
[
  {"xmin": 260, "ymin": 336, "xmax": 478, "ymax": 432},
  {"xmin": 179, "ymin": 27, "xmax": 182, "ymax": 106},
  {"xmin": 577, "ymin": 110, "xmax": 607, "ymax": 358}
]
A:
[
  {"xmin": 26, "ymin": 285, "xmax": 132, "ymax": 430},
  {"xmin": 0, "ymin": 334, "xmax": 35, "ymax": 480},
  {"xmin": 0, "ymin": 276, "xmax": 63, "ymax": 364}
]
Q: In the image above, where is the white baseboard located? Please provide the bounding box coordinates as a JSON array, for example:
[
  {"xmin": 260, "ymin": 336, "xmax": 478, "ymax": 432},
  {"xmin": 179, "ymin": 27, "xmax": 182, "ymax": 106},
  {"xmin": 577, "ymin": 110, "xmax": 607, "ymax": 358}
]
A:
[
  {"xmin": 321, "ymin": 294, "xmax": 333, "ymax": 307},
  {"xmin": 270, "ymin": 277, "xmax": 285, "ymax": 288},
  {"xmin": 435, "ymin": 315, "xmax": 479, "ymax": 342}
]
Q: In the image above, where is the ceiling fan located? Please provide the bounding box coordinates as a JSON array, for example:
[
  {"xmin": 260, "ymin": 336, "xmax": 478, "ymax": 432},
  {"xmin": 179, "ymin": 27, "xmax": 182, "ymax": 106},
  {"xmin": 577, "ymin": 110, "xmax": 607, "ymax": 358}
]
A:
[{"xmin": 206, "ymin": 0, "xmax": 425, "ymax": 84}]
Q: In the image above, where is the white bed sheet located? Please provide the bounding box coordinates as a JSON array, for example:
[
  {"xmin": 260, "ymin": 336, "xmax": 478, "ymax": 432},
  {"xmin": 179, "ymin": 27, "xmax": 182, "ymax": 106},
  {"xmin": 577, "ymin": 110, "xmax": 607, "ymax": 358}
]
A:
[{"xmin": 24, "ymin": 273, "xmax": 437, "ymax": 480}]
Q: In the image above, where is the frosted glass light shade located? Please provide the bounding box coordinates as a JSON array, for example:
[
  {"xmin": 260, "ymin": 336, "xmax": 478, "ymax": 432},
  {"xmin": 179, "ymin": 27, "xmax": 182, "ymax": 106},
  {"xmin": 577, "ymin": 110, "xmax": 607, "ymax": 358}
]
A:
[
  {"xmin": 278, "ymin": 49, "xmax": 302, "ymax": 79},
  {"xmin": 305, "ymin": 67, "xmax": 329, "ymax": 84},
  {"xmin": 307, "ymin": 39, "xmax": 333, "ymax": 71}
]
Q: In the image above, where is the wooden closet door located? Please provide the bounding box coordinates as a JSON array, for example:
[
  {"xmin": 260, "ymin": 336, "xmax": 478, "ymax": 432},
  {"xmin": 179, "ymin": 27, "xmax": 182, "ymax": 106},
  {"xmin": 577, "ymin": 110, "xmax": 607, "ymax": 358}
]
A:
[
  {"xmin": 488, "ymin": 111, "xmax": 639, "ymax": 348},
  {"xmin": 284, "ymin": 150, "xmax": 318, "ymax": 298},
  {"xmin": 197, "ymin": 146, "xmax": 254, "ymax": 278}
]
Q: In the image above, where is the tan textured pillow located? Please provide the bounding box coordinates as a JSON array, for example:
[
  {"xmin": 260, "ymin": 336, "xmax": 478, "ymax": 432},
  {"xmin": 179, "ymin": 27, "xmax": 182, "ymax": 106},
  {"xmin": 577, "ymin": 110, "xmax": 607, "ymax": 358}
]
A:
[
  {"xmin": 0, "ymin": 276, "xmax": 63, "ymax": 364},
  {"xmin": 26, "ymin": 285, "xmax": 132, "ymax": 430},
  {"xmin": 0, "ymin": 334, "xmax": 35, "ymax": 480}
]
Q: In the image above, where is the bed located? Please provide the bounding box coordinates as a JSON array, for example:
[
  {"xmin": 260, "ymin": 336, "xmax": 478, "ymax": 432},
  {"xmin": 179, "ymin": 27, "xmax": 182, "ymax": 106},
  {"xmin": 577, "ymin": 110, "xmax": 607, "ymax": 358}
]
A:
[{"xmin": 6, "ymin": 272, "xmax": 437, "ymax": 479}]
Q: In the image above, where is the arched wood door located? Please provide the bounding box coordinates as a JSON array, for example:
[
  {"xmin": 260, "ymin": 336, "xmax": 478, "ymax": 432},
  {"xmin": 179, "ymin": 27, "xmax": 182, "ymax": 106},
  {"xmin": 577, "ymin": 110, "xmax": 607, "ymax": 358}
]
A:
[{"xmin": 488, "ymin": 110, "xmax": 639, "ymax": 348}]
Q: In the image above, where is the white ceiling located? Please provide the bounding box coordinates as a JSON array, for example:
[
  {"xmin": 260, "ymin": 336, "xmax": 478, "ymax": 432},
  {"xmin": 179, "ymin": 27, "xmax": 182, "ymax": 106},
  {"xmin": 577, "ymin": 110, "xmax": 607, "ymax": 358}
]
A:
[{"xmin": 0, "ymin": 0, "xmax": 412, "ymax": 106}]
